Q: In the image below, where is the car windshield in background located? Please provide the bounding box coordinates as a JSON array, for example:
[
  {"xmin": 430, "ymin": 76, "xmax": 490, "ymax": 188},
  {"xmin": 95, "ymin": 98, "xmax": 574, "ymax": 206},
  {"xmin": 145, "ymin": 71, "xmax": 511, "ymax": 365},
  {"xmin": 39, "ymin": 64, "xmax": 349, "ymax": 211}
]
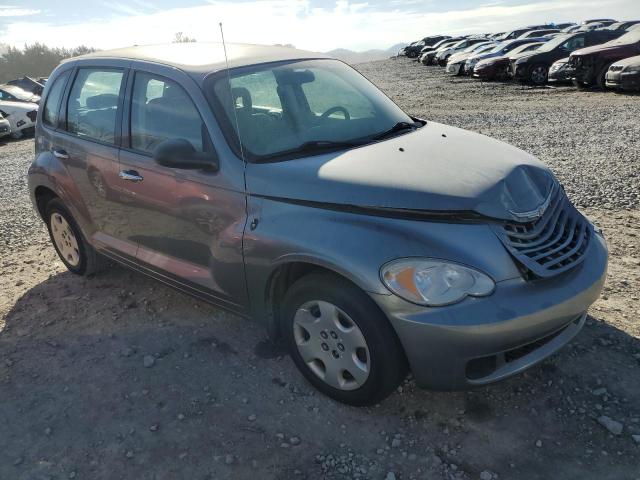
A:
[
  {"xmin": 536, "ymin": 34, "xmax": 571, "ymax": 52},
  {"xmin": 211, "ymin": 59, "xmax": 416, "ymax": 161}
]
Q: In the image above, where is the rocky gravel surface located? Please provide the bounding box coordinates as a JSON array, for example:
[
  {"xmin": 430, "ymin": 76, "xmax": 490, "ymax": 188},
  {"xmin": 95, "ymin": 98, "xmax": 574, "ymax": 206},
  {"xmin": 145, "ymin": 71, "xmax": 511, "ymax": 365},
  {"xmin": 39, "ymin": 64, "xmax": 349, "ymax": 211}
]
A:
[
  {"xmin": 1, "ymin": 59, "xmax": 639, "ymax": 479},
  {"xmin": 358, "ymin": 59, "xmax": 640, "ymax": 211}
]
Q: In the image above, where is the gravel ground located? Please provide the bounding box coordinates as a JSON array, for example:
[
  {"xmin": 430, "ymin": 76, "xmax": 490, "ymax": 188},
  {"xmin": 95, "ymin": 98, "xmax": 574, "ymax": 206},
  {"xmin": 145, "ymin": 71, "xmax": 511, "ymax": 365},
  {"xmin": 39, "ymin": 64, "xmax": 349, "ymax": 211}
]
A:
[{"xmin": 1, "ymin": 60, "xmax": 639, "ymax": 480}]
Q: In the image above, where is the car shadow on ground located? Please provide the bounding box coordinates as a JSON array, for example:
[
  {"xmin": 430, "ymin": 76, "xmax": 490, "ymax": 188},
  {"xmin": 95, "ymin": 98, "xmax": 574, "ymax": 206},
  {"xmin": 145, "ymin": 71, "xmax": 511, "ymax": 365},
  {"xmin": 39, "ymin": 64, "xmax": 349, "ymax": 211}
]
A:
[{"xmin": 1, "ymin": 265, "xmax": 639, "ymax": 479}]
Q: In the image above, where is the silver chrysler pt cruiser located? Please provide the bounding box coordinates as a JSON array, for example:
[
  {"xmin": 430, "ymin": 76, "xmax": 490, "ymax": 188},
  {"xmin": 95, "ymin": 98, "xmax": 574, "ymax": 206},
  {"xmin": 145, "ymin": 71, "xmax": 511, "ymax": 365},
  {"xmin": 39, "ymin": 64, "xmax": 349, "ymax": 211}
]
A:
[{"xmin": 28, "ymin": 43, "xmax": 607, "ymax": 405}]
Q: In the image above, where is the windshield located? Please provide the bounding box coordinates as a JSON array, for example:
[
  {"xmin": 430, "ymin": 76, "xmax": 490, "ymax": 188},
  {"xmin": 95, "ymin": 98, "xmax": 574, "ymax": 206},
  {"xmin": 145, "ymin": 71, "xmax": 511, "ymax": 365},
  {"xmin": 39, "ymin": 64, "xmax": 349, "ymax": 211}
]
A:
[
  {"xmin": 211, "ymin": 59, "xmax": 415, "ymax": 161},
  {"xmin": 433, "ymin": 38, "xmax": 451, "ymax": 48},
  {"xmin": 511, "ymin": 42, "xmax": 543, "ymax": 54},
  {"xmin": 607, "ymin": 29, "xmax": 640, "ymax": 45},
  {"xmin": 463, "ymin": 42, "xmax": 491, "ymax": 53},
  {"xmin": 536, "ymin": 34, "xmax": 572, "ymax": 52}
]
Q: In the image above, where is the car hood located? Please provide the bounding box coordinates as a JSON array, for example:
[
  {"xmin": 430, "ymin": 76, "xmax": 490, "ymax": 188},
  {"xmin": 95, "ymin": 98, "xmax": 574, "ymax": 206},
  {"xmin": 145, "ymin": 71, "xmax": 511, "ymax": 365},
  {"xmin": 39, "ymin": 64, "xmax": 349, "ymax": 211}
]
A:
[
  {"xmin": 510, "ymin": 52, "xmax": 537, "ymax": 62},
  {"xmin": 448, "ymin": 51, "xmax": 477, "ymax": 63},
  {"xmin": 614, "ymin": 54, "xmax": 640, "ymax": 67},
  {"xmin": 0, "ymin": 100, "xmax": 38, "ymax": 112},
  {"xmin": 572, "ymin": 42, "xmax": 633, "ymax": 56},
  {"xmin": 469, "ymin": 51, "xmax": 503, "ymax": 62},
  {"xmin": 477, "ymin": 55, "xmax": 508, "ymax": 66},
  {"xmin": 247, "ymin": 122, "xmax": 556, "ymax": 222}
]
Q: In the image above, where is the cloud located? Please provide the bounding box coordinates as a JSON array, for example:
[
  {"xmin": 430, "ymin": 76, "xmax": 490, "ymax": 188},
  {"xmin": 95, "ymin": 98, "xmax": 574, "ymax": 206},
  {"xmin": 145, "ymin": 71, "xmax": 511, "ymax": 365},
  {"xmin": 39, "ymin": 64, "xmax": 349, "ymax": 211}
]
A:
[
  {"xmin": 0, "ymin": 6, "xmax": 41, "ymax": 17},
  {"xmin": 1, "ymin": 0, "xmax": 638, "ymax": 51}
]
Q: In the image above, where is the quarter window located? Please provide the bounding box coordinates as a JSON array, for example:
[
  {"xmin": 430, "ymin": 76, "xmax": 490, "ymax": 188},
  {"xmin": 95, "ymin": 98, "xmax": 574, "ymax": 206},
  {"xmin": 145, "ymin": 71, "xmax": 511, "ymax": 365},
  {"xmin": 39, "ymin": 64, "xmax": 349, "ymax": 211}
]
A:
[
  {"xmin": 43, "ymin": 70, "xmax": 70, "ymax": 128},
  {"xmin": 67, "ymin": 68, "xmax": 124, "ymax": 144},
  {"xmin": 130, "ymin": 72, "xmax": 206, "ymax": 154}
]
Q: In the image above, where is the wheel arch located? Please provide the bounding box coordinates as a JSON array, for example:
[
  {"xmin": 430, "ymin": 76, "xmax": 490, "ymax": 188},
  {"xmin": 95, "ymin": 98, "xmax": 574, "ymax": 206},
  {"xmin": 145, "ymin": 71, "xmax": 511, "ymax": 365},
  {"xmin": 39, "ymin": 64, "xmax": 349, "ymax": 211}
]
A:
[
  {"xmin": 262, "ymin": 257, "xmax": 381, "ymax": 341},
  {"xmin": 34, "ymin": 185, "xmax": 58, "ymax": 220}
]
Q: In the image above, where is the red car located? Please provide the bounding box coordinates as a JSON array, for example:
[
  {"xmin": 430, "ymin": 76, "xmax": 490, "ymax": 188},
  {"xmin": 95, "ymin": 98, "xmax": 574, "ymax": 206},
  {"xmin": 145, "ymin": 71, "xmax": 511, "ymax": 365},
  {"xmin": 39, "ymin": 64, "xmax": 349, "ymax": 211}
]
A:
[
  {"xmin": 473, "ymin": 42, "xmax": 544, "ymax": 80},
  {"xmin": 569, "ymin": 29, "xmax": 640, "ymax": 87}
]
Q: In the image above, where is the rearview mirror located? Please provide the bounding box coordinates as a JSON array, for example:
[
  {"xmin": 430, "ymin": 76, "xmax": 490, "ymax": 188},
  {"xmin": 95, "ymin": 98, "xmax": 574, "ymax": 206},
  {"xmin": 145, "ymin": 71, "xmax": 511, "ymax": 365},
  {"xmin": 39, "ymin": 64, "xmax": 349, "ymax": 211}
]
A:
[{"xmin": 153, "ymin": 139, "xmax": 219, "ymax": 172}]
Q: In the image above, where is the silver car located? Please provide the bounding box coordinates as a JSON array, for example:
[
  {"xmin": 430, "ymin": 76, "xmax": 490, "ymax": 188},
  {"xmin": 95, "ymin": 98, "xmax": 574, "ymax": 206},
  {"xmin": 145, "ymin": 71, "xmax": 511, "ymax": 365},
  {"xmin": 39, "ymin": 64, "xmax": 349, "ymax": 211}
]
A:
[{"xmin": 28, "ymin": 43, "xmax": 608, "ymax": 405}]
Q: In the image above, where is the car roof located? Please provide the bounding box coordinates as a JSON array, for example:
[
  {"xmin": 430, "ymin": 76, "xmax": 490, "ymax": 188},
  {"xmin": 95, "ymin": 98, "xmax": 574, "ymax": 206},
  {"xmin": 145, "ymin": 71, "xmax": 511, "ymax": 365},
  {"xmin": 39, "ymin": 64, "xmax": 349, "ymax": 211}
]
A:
[{"xmin": 66, "ymin": 42, "xmax": 331, "ymax": 78}]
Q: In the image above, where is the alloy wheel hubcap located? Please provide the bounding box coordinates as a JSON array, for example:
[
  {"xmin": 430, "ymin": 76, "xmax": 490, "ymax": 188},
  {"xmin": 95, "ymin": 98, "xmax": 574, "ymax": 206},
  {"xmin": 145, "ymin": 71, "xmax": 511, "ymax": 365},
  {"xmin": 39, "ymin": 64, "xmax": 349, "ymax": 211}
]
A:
[
  {"xmin": 50, "ymin": 213, "xmax": 80, "ymax": 266},
  {"xmin": 293, "ymin": 300, "xmax": 370, "ymax": 391},
  {"xmin": 532, "ymin": 67, "xmax": 547, "ymax": 84}
]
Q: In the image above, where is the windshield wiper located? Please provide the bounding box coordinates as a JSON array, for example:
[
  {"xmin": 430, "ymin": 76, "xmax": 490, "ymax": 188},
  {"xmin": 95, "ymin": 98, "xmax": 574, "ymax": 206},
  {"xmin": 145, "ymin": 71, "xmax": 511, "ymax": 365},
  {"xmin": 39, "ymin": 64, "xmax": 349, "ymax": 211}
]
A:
[
  {"xmin": 372, "ymin": 121, "xmax": 420, "ymax": 141},
  {"xmin": 261, "ymin": 139, "xmax": 367, "ymax": 160}
]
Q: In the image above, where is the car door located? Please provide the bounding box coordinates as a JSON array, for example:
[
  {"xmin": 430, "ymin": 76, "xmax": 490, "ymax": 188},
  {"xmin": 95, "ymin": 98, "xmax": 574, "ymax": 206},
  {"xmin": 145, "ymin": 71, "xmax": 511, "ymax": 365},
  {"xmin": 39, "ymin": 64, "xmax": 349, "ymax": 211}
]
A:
[
  {"xmin": 117, "ymin": 65, "xmax": 248, "ymax": 313},
  {"xmin": 51, "ymin": 64, "xmax": 136, "ymax": 256}
]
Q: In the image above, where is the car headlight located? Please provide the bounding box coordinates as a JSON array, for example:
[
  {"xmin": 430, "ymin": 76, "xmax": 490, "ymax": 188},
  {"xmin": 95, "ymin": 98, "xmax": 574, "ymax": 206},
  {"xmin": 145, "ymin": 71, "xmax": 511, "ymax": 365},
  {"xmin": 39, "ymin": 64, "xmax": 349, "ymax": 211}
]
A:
[
  {"xmin": 380, "ymin": 258, "xmax": 495, "ymax": 307},
  {"xmin": 624, "ymin": 65, "xmax": 640, "ymax": 74}
]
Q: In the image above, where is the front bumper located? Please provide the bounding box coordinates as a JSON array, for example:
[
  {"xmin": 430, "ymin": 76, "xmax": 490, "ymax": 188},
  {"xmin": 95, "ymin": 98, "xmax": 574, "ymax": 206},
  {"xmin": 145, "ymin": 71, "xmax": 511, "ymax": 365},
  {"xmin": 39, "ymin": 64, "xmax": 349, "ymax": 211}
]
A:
[
  {"xmin": 473, "ymin": 63, "xmax": 505, "ymax": 80},
  {"xmin": 445, "ymin": 62, "xmax": 463, "ymax": 74},
  {"xmin": 605, "ymin": 70, "xmax": 640, "ymax": 91},
  {"xmin": 548, "ymin": 67, "xmax": 571, "ymax": 83},
  {"xmin": 372, "ymin": 231, "xmax": 608, "ymax": 390},
  {"xmin": 512, "ymin": 62, "xmax": 528, "ymax": 82}
]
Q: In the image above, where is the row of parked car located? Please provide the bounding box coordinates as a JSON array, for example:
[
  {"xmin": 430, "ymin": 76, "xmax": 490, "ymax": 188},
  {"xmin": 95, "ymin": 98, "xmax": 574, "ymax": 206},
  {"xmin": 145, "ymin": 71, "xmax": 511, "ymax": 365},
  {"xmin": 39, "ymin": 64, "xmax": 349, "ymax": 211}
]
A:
[
  {"xmin": 400, "ymin": 19, "xmax": 640, "ymax": 91},
  {"xmin": 0, "ymin": 76, "xmax": 46, "ymax": 140}
]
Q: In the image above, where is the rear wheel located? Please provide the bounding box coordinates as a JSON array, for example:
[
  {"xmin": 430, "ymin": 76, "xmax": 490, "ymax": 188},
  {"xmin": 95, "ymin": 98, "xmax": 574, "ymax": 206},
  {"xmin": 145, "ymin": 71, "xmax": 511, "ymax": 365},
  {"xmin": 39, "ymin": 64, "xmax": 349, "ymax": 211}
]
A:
[
  {"xmin": 282, "ymin": 273, "xmax": 407, "ymax": 406},
  {"xmin": 45, "ymin": 198, "xmax": 108, "ymax": 276}
]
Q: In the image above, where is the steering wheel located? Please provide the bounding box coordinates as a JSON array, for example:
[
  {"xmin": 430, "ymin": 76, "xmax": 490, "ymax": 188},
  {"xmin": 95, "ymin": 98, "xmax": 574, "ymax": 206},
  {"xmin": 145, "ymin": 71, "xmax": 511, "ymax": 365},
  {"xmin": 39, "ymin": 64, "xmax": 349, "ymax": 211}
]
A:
[{"xmin": 320, "ymin": 106, "xmax": 350, "ymax": 121}]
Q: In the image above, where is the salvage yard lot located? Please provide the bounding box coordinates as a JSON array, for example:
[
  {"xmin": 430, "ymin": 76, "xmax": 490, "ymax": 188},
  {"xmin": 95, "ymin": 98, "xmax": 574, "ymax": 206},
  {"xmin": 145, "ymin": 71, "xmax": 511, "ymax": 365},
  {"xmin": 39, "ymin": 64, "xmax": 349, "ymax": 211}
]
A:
[{"xmin": 1, "ymin": 59, "xmax": 639, "ymax": 480}]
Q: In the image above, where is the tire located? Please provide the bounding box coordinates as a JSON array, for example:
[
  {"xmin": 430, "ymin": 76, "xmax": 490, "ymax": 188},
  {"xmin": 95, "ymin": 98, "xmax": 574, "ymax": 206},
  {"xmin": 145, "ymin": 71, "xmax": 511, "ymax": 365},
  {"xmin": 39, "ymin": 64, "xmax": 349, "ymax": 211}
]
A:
[
  {"xmin": 572, "ymin": 78, "xmax": 588, "ymax": 89},
  {"xmin": 281, "ymin": 272, "xmax": 408, "ymax": 406},
  {"xmin": 45, "ymin": 198, "xmax": 108, "ymax": 276},
  {"xmin": 529, "ymin": 63, "xmax": 548, "ymax": 85},
  {"xmin": 596, "ymin": 62, "xmax": 614, "ymax": 89}
]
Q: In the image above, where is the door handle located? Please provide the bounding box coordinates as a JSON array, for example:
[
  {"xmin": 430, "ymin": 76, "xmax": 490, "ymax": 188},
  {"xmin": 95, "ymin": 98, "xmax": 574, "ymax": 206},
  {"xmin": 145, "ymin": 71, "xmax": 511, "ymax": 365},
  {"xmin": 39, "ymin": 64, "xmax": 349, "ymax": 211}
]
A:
[
  {"xmin": 119, "ymin": 170, "xmax": 144, "ymax": 183},
  {"xmin": 52, "ymin": 149, "xmax": 69, "ymax": 159}
]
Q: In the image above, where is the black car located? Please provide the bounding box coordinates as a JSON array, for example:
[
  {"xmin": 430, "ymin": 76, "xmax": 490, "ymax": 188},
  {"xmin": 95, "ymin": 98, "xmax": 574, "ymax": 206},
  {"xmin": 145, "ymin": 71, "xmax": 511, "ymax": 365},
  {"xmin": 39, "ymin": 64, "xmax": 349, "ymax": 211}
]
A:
[
  {"xmin": 511, "ymin": 30, "xmax": 622, "ymax": 84},
  {"xmin": 499, "ymin": 25, "xmax": 555, "ymax": 40},
  {"xmin": 404, "ymin": 36, "xmax": 450, "ymax": 58},
  {"xmin": 419, "ymin": 38, "xmax": 465, "ymax": 64}
]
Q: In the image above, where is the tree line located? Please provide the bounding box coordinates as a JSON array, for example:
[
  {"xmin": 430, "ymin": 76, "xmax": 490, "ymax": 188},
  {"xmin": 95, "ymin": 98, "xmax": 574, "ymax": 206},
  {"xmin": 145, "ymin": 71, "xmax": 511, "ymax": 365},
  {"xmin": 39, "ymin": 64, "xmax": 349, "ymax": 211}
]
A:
[
  {"xmin": 0, "ymin": 33, "xmax": 198, "ymax": 83},
  {"xmin": 0, "ymin": 43, "xmax": 95, "ymax": 83}
]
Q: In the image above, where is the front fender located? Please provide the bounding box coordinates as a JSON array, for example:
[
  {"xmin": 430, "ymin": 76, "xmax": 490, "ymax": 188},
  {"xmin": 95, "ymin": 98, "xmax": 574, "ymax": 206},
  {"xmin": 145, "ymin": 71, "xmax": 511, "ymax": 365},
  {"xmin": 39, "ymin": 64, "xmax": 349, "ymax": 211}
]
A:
[{"xmin": 243, "ymin": 196, "xmax": 522, "ymax": 323}]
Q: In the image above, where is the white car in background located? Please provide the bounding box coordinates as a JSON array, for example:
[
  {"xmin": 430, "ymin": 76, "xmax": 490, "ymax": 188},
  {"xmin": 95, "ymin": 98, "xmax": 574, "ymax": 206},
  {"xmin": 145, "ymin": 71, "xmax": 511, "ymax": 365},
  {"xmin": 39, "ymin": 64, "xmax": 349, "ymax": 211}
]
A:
[
  {"xmin": 0, "ymin": 111, "xmax": 11, "ymax": 139},
  {"xmin": 0, "ymin": 100, "xmax": 38, "ymax": 138}
]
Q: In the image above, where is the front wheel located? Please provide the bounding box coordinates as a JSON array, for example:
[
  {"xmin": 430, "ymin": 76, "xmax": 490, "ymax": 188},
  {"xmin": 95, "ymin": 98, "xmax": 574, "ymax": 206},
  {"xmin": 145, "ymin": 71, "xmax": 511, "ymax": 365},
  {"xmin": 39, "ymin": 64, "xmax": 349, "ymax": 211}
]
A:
[
  {"xmin": 596, "ymin": 62, "xmax": 614, "ymax": 89},
  {"xmin": 282, "ymin": 273, "xmax": 408, "ymax": 406},
  {"xmin": 530, "ymin": 64, "xmax": 548, "ymax": 85}
]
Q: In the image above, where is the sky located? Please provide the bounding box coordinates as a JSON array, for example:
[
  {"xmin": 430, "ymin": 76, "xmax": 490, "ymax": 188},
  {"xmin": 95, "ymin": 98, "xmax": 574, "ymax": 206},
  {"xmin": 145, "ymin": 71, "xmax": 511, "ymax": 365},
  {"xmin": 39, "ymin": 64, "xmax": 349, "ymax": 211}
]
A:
[{"xmin": 1, "ymin": 0, "xmax": 639, "ymax": 52}]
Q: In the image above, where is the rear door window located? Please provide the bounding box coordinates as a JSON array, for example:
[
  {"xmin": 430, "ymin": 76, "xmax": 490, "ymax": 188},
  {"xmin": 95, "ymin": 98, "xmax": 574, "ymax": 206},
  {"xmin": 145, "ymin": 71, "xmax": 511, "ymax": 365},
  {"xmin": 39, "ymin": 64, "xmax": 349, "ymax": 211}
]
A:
[
  {"xmin": 130, "ymin": 72, "xmax": 206, "ymax": 154},
  {"xmin": 66, "ymin": 68, "xmax": 124, "ymax": 144}
]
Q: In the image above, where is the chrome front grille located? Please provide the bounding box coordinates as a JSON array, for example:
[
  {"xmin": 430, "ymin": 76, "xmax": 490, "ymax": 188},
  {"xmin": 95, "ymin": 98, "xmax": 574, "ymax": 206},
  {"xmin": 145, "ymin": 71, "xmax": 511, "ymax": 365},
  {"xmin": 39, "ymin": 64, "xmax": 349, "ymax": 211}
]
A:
[{"xmin": 492, "ymin": 187, "xmax": 592, "ymax": 278}]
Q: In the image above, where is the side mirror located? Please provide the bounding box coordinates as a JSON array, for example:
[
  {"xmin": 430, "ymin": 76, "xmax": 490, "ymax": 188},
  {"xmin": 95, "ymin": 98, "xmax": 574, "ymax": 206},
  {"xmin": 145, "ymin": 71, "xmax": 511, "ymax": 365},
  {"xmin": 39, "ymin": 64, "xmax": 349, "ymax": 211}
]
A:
[{"xmin": 153, "ymin": 138, "xmax": 219, "ymax": 172}]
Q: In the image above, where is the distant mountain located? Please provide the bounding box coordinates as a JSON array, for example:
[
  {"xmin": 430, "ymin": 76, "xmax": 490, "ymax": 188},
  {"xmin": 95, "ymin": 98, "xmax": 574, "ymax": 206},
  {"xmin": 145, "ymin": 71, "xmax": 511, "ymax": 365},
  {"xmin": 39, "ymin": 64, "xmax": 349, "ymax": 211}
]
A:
[{"xmin": 326, "ymin": 43, "xmax": 407, "ymax": 64}]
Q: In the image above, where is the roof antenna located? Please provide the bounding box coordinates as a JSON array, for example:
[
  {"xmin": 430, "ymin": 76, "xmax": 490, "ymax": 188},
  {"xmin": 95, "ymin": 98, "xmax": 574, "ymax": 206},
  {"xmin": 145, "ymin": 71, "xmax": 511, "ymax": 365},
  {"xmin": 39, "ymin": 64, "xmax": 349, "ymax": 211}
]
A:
[{"xmin": 219, "ymin": 22, "xmax": 246, "ymax": 164}]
